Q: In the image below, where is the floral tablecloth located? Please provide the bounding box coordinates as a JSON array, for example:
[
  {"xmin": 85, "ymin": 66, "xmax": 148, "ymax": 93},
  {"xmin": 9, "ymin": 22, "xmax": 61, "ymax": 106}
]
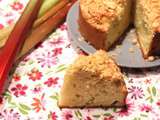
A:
[{"xmin": 0, "ymin": 0, "xmax": 160, "ymax": 120}]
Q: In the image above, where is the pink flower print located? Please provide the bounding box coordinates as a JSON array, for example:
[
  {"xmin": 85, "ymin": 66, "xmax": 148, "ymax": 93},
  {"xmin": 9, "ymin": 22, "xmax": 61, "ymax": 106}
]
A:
[
  {"xmin": 59, "ymin": 24, "xmax": 67, "ymax": 31},
  {"xmin": 85, "ymin": 116, "xmax": 92, "ymax": 120},
  {"xmin": 32, "ymin": 85, "xmax": 42, "ymax": 94},
  {"xmin": 37, "ymin": 52, "xmax": 58, "ymax": 67},
  {"xmin": 0, "ymin": 24, "xmax": 4, "ymax": 29},
  {"xmin": 52, "ymin": 112, "xmax": 57, "ymax": 120},
  {"xmin": 44, "ymin": 77, "xmax": 59, "ymax": 87},
  {"xmin": 49, "ymin": 37, "xmax": 64, "ymax": 46},
  {"xmin": 28, "ymin": 68, "xmax": 42, "ymax": 81},
  {"xmin": 157, "ymin": 100, "xmax": 160, "ymax": 106},
  {"xmin": 31, "ymin": 93, "xmax": 46, "ymax": 112},
  {"xmin": 128, "ymin": 86, "xmax": 144, "ymax": 99},
  {"xmin": 65, "ymin": 43, "xmax": 71, "ymax": 48},
  {"xmin": 128, "ymin": 78, "xmax": 133, "ymax": 83},
  {"xmin": 53, "ymin": 48, "xmax": 63, "ymax": 57},
  {"xmin": 10, "ymin": 2, "xmax": 23, "ymax": 11},
  {"xmin": 117, "ymin": 108, "xmax": 129, "ymax": 117},
  {"xmin": 12, "ymin": 74, "xmax": 21, "ymax": 82},
  {"xmin": 7, "ymin": 19, "xmax": 14, "ymax": 25},
  {"xmin": 140, "ymin": 104, "xmax": 152, "ymax": 112},
  {"xmin": 10, "ymin": 84, "xmax": 28, "ymax": 97},
  {"xmin": 0, "ymin": 109, "xmax": 20, "ymax": 120},
  {"xmin": 104, "ymin": 116, "xmax": 114, "ymax": 120},
  {"xmin": 62, "ymin": 110, "xmax": 73, "ymax": 120},
  {"xmin": 117, "ymin": 100, "xmax": 134, "ymax": 117},
  {"xmin": 5, "ymin": 12, "xmax": 13, "ymax": 17},
  {"xmin": 144, "ymin": 79, "xmax": 151, "ymax": 84}
]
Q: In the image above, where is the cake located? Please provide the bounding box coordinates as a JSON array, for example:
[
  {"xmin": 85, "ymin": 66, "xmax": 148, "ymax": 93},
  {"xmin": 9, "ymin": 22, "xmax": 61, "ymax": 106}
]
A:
[
  {"xmin": 58, "ymin": 50, "xmax": 127, "ymax": 108},
  {"xmin": 79, "ymin": 0, "xmax": 131, "ymax": 50},
  {"xmin": 134, "ymin": 0, "xmax": 160, "ymax": 58},
  {"xmin": 79, "ymin": 0, "xmax": 160, "ymax": 58}
]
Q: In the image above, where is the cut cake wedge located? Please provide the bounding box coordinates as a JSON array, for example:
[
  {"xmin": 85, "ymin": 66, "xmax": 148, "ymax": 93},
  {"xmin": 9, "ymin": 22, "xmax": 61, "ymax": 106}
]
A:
[{"xmin": 59, "ymin": 50, "xmax": 127, "ymax": 108}]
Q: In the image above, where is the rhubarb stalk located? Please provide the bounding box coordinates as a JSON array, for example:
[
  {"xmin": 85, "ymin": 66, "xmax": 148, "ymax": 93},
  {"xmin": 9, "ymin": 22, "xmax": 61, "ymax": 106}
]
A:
[
  {"xmin": 0, "ymin": 0, "xmax": 42, "ymax": 94},
  {"xmin": 0, "ymin": 0, "xmax": 60, "ymax": 47},
  {"xmin": 38, "ymin": 0, "xmax": 59, "ymax": 17},
  {"xmin": 17, "ymin": 2, "xmax": 74, "ymax": 59},
  {"xmin": 34, "ymin": 0, "xmax": 69, "ymax": 28}
]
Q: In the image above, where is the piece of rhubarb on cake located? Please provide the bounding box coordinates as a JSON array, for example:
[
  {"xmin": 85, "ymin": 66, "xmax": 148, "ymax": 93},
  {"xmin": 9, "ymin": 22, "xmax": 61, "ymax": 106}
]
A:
[{"xmin": 58, "ymin": 50, "xmax": 127, "ymax": 108}]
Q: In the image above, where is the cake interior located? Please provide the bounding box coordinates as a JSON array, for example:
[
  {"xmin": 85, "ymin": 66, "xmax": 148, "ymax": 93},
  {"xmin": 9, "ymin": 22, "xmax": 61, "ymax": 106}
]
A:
[
  {"xmin": 59, "ymin": 71, "xmax": 126, "ymax": 107},
  {"xmin": 59, "ymin": 51, "xmax": 127, "ymax": 108},
  {"xmin": 135, "ymin": 0, "xmax": 154, "ymax": 57},
  {"xmin": 106, "ymin": 0, "xmax": 131, "ymax": 49}
]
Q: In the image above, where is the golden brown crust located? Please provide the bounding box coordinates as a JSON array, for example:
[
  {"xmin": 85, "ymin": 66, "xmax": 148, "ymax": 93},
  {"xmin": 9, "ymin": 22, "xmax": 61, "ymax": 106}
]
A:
[
  {"xmin": 138, "ymin": 0, "xmax": 160, "ymax": 30},
  {"xmin": 70, "ymin": 50, "xmax": 124, "ymax": 81},
  {"xmin": 79, "ymin": 0, "xmax": 160, "ymax": 58},
  {"xmin": 79, "ymin": 0, "xmax": 127, "ymax": 32},
  {"xmin": 59, "ymin": 104, "xmax": 127, "ymax": 109},
  {"xmin": 79, "ymin": 9, "xmax": 106, "ymax": 49},
  {"xmin": 58, "ymin": 50, "xmax": 127, "ymax": 108},
  {"xmin": 79, "ymin": 0, "xmax": 131, "ymax": 51}
]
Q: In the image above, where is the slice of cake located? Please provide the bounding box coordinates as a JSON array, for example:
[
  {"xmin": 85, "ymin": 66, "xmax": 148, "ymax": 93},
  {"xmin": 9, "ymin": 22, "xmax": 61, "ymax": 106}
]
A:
[
  {"xmin": 78, "ymin": 0, "xmax": 131, "ymax": 50},
  {"xmin": 134, "ymin": 0, "xmax": 160, "ymax": 58},
  {"xmin": 59, "ymin": 50, "xmax": 127, "ymax": 108}
]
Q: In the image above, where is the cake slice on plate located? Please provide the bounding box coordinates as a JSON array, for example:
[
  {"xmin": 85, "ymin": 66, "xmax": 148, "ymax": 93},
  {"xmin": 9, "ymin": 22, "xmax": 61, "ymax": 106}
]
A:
[
  {"xmin": 134, "ymin": 0, "xmax": 160, "ymax": 58},
  {"xmin": 79, "ymin": 0, "xmax": 131, "ymax": 50},
  {"xmin": 59, "ymin": 50, "xmax": 127, "ymax": 108}
]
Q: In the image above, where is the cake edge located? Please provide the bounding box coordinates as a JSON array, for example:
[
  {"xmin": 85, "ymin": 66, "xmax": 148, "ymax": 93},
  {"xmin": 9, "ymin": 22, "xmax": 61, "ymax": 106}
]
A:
[{"xmin": 78, "ymin": 7, "xmax": 106, "ymax": 49}]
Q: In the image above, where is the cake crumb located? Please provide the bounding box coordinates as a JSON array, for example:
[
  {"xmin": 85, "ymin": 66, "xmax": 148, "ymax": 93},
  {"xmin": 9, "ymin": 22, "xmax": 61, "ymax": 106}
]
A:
[
  {"xmin": 147, "ymin": 56, "xmax": 155, "ymax": 62},
  {"xmin": 136, "ymin": 42, "xmax": 140, "ymax": 48},
  {"xmin": 116, "ymin": 45, "xmax": 122, "ymax": 49},
  {"xmin": 132, "ymin": 38, "xmax": 137, "ymax": 45},
  {"xmin": 129, "ymin": 47, "xmax": 134, "ymax": 53},
  {"xmin": 117, "ymin": 50, "xmax": 121, "ymax": 54},
  {"xmin": 110, "ymin": 53, "xmax": 117, "ymax": 60}
]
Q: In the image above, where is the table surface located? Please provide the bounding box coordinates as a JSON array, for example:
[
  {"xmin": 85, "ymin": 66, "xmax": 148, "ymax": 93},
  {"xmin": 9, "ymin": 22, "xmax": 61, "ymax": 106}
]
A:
[{"xmin": 0, "ymin": 1, "xmax": 160, "ymax": 120}]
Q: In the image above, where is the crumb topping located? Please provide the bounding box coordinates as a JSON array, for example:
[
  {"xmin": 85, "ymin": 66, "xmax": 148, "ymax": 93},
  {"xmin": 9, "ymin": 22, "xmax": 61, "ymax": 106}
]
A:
[
  {"xmin": 67, "ymin": 50, "xmax": 123, "ymax": 81},
  {"xmin": 80, "ymin": 0, "xmax": 127, "ymax": 32},
  {"xmin": 139, "ymin": 0, "xmax": 160, "ymax": 30}
]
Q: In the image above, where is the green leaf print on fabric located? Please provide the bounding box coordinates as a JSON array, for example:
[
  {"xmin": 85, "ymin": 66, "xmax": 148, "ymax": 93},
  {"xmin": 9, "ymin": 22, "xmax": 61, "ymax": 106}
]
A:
[
  {"xmin": 50, "ymin": 92, "xmax": 59, "ymax": 101},
  {"xmin": 19, "ymin": 103, "xmax": 31, "ymax": 111},
  {"xmin": 28, "ymin": 60, "xmax": 35, "ymax": 65},
  {"xmin": 75, "ymin": 110, "xmax": 82, "ymax": 119},
  {"xmin": 8, "ymin": 102, "xmax": 17, "ymax": 109},
  {"xmin": 18, "ymin": 107, "xmax": 28, "ymax": 115},
  {"xmin": 4, "ymin": 91, "xmax": 12, "ymax": 103},
  {"xmin": 18, "ymin": 103, "xmax": 31, "ymax": 115},
  {"xmin": 55, "ymin": 64, "xmax": 67, "ymax": 73},
  {"xmin": 146, "ymin": 86, "xmax": 157, "ymax": 103},
  {"xmin": 140, "ymin": 114, "xmax": 148, "ymax": 118},
  {"xmin": 93, "ymin": 114, "xmax": 101, "ymax": 118},
  {"xmin": 133, "ymin": 117, "xmax": 141, "ymax": 120},
  {"xmin": 103, "ymin": 113, "xmax": 112, "ymax": 116},
  {"xmin": 152, "ymin": 86, "xmax": 156, "ymax": 96}
]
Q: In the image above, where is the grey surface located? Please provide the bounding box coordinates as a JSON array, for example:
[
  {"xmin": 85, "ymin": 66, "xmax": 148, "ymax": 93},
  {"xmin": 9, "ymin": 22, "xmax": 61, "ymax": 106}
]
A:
[{"xmin": 67, "ymin": 1, "xmax": 160, "ymax": 68}]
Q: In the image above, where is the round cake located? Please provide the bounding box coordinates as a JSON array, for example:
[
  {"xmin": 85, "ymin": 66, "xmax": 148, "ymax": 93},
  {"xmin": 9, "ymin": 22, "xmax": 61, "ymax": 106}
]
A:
[{"xmin": 79, "ymin": 0, "xmax": 132, "ymax": 50}]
